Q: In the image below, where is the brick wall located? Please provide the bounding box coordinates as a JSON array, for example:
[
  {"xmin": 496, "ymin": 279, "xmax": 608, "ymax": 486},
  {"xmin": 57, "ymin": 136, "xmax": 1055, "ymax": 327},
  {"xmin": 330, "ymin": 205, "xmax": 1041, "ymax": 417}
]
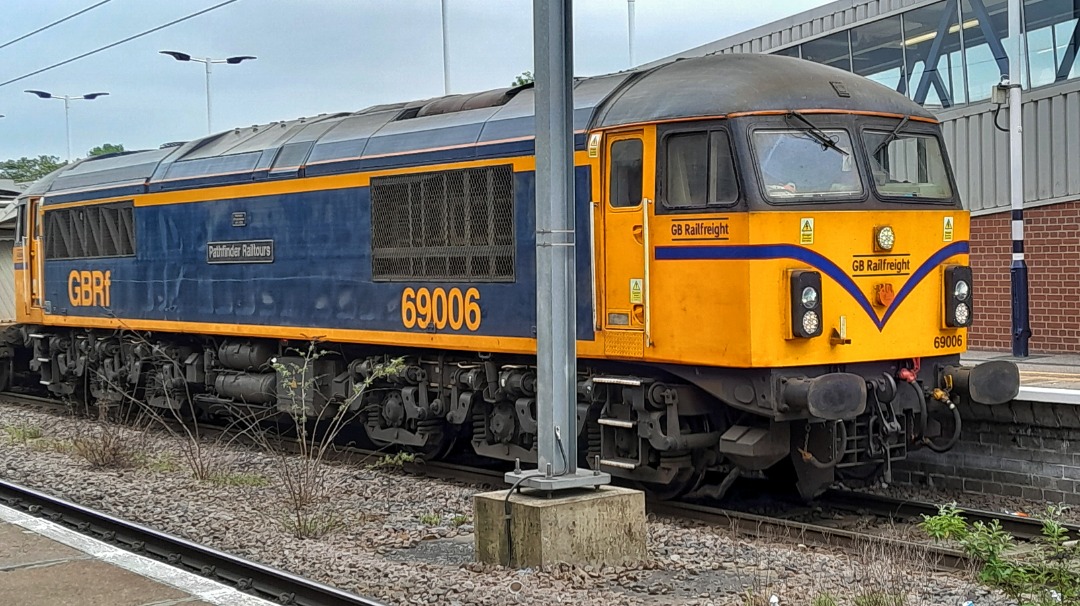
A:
[
  {"xmin": 968, "ymin": 200, "xmax": 1080, "ymax": 353},
  {"xmin": 894, "ymin": 399, "xmax": 1080, "ymax": 504}
]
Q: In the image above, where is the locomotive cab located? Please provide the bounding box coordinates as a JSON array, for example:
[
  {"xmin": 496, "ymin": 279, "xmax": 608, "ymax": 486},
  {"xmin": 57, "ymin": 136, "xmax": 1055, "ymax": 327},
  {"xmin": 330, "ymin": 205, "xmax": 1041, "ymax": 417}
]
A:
[{"xmin": 587, "ymin": 72, "xmax": 1020, "ymax": 497}]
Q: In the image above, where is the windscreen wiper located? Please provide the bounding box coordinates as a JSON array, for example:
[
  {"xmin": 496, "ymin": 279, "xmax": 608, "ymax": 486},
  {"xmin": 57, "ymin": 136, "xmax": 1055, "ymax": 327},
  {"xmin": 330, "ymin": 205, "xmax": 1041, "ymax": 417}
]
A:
[
  {"xmin": 873, "ymin": 115, "xmax": 910, "ymax": 156},
  {"xmin": 786, "ymin": 111, "xmax": 848, "ymax": 156}
]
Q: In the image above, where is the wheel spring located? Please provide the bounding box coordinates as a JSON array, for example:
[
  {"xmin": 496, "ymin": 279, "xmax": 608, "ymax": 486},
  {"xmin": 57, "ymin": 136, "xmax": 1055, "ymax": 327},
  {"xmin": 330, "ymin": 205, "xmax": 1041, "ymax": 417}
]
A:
[
  {"xmin": 586, "ymin": 419, "xmax": 601, "ymax": 460},
  {"xmin": 417, "ymin": 418, "xmax": 441, "ymax": 434},
  {"xmin": 472, "ymin": 407, "xmax": 487, "ymax": 442}
]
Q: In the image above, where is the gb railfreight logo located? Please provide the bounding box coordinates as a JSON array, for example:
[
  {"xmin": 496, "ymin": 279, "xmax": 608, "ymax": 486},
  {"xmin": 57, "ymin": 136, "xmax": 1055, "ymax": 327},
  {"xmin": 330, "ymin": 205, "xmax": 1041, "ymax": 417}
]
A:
[{"xmin": 206, "ymin": 240, "xmax": 275, "ymax": 264}]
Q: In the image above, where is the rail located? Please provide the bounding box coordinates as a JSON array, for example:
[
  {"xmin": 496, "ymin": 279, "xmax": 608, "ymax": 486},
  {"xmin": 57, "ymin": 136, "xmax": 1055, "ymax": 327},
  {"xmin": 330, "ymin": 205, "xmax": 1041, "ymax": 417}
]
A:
[
  {"xmin": 821, "ymin": 490, "xmax": 1080, "ymax": 541},
  {"xmin": 0, "ymin": 478, "xmax": 386, "ymax": 606}
]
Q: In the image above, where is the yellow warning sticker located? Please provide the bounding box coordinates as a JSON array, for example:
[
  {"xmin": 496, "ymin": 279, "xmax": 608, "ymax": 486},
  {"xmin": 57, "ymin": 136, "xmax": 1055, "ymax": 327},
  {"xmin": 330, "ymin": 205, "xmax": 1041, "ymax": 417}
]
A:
[
  {"xmin": 800, "ymin": 218, "xmax": 814, "ymax": 245},
  {"xmin": 587, "ymin": 133, "xmax": 602, "ymax": 158},
  {"xmin": 629, "ymin": 278, "xmax": 643, "ymax": 304},
  {"xmin": 943, "ymin": 216, "xmax": 954, "ymax": 242}
]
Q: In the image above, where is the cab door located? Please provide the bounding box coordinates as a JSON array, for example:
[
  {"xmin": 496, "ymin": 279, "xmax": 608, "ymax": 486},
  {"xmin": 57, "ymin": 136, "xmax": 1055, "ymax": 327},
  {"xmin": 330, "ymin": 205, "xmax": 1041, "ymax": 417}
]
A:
[
  {"xmin": 27, "ymin": 198, "xmax": 45, "ymax": 319},
  {"xmin": 600, "ymin": 130, "xmax": 653, "ymax": 357}
]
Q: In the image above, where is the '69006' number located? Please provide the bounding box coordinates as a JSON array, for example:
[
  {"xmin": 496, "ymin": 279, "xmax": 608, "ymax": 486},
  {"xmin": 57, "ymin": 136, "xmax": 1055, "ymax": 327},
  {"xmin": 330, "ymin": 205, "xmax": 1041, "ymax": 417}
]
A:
[
  {"xmin": 933, "ymin": 335, "xmax": 963, "ymax": 349},
  {"xmin": 401, "ymin": 287, "xmax": 481, "ymax": 331}
]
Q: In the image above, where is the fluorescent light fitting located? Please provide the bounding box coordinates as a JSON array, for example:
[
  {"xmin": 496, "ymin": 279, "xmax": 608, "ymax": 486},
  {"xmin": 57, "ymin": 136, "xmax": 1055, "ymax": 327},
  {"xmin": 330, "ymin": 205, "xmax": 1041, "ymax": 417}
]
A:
[{"xmin": 903, "ymin": 18, "xmax": 979, "ymax": 47}]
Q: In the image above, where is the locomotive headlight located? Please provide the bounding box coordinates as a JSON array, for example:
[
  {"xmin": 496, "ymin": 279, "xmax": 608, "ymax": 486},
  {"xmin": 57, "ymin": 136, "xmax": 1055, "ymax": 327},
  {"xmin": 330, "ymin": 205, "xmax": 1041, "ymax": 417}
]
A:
[
  {"xmin": 954, "ymin": 280, "xmax": 970, "ymax": 301},
  {"xmin": 954, "ymin": 303, "xmax": 970, "ymax": 326},
  {"xmin": 944, "ymin": 265, "xmax": 974, "ymax": 328},
  {"xmin": 790, "ymin": 270, "xmax": 823, "ymax": 338},
  {"xmin": 875, "ymin": 226, "xmax": 895, "ymax": 251}
]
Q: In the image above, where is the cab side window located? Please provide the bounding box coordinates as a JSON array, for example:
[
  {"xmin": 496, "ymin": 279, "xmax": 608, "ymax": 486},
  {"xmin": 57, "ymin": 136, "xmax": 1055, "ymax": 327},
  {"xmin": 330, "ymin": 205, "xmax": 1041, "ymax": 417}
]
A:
[
  {"xmin": 609, "ymin": 139, "xmax": 643, "ymax": 208},
  {"xmin": 664, "ymin": 129, "xmax": 738, "ymax": 208}
]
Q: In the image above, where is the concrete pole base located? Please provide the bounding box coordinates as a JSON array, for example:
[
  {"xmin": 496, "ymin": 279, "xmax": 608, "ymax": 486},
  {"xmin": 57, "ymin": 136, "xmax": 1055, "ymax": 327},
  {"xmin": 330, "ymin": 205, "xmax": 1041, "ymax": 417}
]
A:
[{"xmin": 473, "ymin": 485, "xmax": 646, "ymax": 568}]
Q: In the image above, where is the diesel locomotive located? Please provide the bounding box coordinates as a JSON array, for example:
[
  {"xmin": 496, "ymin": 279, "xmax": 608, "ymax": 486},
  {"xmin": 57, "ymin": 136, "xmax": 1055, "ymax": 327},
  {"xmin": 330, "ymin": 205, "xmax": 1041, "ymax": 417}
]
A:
[{"xmin": 4, "ymin": 54, "xmax": 1019, "ymax": 498}]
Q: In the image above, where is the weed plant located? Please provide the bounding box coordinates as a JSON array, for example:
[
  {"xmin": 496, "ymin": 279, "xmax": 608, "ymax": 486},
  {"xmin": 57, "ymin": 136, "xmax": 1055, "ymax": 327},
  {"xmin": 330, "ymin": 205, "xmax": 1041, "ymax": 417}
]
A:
[{"xmin": 921, "ymin": 502, "xmax": 1079, "ymax": 605}]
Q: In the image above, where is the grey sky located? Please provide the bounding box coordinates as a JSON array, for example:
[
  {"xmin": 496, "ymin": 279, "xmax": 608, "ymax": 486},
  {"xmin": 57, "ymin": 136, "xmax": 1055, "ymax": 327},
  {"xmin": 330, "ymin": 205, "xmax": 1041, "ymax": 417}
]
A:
[{"xmin": 0, "ymin": 1, "xmax": 828, "ymax": 161}]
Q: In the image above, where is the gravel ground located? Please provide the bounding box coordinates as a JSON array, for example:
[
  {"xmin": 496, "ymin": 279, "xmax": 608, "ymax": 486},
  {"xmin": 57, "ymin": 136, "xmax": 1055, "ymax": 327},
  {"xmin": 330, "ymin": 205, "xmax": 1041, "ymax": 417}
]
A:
[{"xmin": 0, "ymin": 400, "xmax": 1011, "ymax": 606}]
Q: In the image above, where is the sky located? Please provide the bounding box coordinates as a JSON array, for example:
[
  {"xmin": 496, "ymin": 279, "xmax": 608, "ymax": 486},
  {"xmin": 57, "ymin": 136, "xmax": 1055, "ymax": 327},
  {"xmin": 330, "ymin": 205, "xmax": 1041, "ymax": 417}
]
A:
[{"xmin": 0, "ymin": 0, "xmax": 830, "ymax": 161}]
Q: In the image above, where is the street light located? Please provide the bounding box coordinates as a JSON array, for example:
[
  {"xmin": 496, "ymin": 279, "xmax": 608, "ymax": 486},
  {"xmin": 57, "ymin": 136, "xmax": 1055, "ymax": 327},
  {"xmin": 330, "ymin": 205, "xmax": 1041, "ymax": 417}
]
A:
[
  {"xmin": 24, "ymin": 90, "xmax": 109, "ymax": 162},
  {"xmin": 440, "ymin": 0, "xmax": 450, "ymax": 94},
  {"xmin": 160, "ymin": 51, "xmax": 256, "ymax": 134}
]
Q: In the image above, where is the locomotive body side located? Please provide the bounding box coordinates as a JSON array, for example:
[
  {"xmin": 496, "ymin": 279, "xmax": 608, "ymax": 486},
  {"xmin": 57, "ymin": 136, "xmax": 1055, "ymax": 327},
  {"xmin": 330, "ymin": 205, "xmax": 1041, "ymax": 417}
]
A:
[{"xmin": 25, "ymin": 157, "xmax": 602, "ymax": 354}]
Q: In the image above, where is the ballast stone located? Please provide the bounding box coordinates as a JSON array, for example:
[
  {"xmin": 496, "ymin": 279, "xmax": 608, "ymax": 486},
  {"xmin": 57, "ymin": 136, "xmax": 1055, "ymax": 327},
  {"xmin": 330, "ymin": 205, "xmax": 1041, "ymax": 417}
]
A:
[{"xmin": 473, "ymin": 485, "xmax": 646, "ymax": 568}]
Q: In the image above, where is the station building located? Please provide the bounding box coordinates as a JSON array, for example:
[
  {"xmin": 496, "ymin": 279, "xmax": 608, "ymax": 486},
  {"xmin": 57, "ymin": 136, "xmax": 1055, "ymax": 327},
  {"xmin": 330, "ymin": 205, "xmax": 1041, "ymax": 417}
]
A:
[{"xmin": 653, "ymin": 0, "xmax": 1080, "ymax": 353}]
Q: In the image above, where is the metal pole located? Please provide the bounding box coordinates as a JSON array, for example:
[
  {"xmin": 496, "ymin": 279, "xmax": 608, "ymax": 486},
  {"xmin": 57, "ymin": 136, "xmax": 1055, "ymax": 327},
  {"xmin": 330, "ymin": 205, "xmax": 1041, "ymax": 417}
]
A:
[
  {"xmin": 63, "ymin": 97, "xmax": 71, "ymax": 163},
  {"xmin": 205, "ymin": 59, "xmax": 213, "ymax": 134},
  {"xmin": 504, "ymin": 0, "xmax": 607, "ymax": 492},
  {"xmin": 627, "ymin": 0, "xmax": 636, "ymax": 67},
  {"xmin": 441, "ymin": 0, "xmax": 451, "ymax": 95},
  {"xmin": 534, "ymin": 0, "xmax": 576, "ymax": 479},
  {"xmin": 1008, "ymin": 0, "xmax": 1030, "ymax": 356}
]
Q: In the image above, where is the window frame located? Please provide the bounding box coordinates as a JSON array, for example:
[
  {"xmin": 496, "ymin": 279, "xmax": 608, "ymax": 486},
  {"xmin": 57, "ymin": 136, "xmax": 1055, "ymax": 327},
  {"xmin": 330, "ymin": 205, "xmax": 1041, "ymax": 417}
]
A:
[
  {"xmin": 607, "ymin": 137, "xmax": 645, "ymax": 210},
  {"xmin": 656, "ymin": 124, "xmax": 741, "ymax": 213},
  {"xmin": 859, "ymin": 126, "xmax": 958, "ymax": 205},
  {"xmin": 748, "ymin": 124, "xmax": 868, "ymax": 206}
]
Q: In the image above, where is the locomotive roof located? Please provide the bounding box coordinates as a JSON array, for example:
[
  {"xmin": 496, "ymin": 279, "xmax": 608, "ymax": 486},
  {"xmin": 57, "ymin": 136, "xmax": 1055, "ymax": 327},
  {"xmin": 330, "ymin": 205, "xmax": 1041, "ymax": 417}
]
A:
[{"xmin": 23, "ymin": 54, "xmax": 935, "ymax": 205}]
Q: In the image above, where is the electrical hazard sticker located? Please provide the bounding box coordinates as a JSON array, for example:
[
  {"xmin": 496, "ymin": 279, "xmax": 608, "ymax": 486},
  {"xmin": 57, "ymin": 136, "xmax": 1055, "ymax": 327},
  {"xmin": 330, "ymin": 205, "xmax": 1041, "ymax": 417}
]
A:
[
  {"xmin": 629, "ymin": 278, "xmax": 643, "ymax": 304},
  {"xmin": 943, "ymin": 216, "xmax": 954, "ymax": 242},
  {"xmin": 800, "ymin": 218, "xmax": 814, "ymax": 245}
]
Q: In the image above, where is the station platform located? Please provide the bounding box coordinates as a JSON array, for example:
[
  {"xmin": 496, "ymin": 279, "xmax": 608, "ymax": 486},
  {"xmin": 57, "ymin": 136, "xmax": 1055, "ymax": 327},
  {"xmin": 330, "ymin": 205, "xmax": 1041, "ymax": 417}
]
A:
[
  {"xmin": 0, "ymin": 504, "xmax": 271, "ymax": 606},
  {"xmin": 963, "ymin": 350, "xmax": 1080, "ymax": 405}
]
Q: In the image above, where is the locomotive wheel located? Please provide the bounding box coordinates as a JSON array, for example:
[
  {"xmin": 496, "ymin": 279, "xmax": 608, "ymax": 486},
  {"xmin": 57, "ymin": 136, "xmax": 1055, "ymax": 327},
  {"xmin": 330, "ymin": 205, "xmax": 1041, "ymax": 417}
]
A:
[
  {"xmin": 836, "ymin": 462, "xmax": 886, "ymax": 488},
  {"xmin": 635, "ymin": 466, "xmax": 706, "ymax": 500},
  {"xmin": 407, "ymin": 432, "xmax": 458, "ymax": 460}
]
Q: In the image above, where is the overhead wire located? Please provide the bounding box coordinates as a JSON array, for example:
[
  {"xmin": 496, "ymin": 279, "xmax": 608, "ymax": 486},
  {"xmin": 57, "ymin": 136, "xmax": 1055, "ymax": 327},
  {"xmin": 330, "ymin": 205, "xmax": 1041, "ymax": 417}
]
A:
[
  {"xmin": 0, "ymin": 0, "xmax": 114, "ymax": 52},
  {"xmin": 0, "ymin": 0, "xmax": 244, "ymax": 89}
]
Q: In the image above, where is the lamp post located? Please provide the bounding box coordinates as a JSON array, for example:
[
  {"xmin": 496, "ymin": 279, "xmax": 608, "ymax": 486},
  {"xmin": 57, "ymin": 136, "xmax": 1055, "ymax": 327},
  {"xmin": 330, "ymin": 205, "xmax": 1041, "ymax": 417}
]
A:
[
  {"xmin": 160, "ymin": 51, "xmax": 256, "ymax": 134},
  {"xmin": 440, "ymin": 0, "xmax": 451, "ymax": 94},
  {"xmin": 627, "ymin": 0, "xmax": 636, "ymax": 67},
  {"xmin": 24, "ymin": 90, "xmax": 109, "ymax": 162},
  {"xmin": 1006, "ymin": 0, "xmax": 1030, "ymax": 357}
]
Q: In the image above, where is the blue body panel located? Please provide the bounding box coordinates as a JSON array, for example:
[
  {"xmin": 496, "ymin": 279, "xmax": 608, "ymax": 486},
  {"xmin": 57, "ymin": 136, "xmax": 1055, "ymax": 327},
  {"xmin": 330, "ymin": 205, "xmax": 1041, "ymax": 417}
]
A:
[{"xmin": 44, "ymin": 167, "xmax": 596, "ymax": 343}]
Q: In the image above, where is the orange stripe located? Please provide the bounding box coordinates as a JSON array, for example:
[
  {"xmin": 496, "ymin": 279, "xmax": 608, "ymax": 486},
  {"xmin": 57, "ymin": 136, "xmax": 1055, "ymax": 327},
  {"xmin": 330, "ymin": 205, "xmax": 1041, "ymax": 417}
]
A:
[
  {"xmin": 725, "ymin": 108, "xmax": 939, "ymax": 123},
  {"xmin": 594, "ymin": 109, "xmax": 938, "ymax": 132},
  {"xmin": 44, "ymin": 153, "xmax": 593, "ymax": 210},
  {"xmin": 34, "ymin": 314, "xmax": 612, "ymax": 357}
]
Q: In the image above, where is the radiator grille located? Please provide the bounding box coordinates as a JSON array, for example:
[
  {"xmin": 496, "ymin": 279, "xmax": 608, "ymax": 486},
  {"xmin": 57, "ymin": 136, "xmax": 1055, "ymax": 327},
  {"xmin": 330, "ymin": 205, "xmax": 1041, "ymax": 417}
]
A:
[
  {"xmin": 370, "ymin": 165, "xmax": 515, "ymax": 281},
  {"xmin": 44, "ymin": 202, "xmax": 136, "ymax": 260}
]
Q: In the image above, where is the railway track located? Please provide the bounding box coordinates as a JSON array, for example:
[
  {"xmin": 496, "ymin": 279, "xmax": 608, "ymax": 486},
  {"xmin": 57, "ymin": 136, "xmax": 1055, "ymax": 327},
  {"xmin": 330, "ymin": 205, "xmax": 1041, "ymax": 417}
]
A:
[
  {"xmin": 2, "ymin": 391, "xmax": 1064, "ymax": 575},
  {"xmin": 819, "ymin": 489, "xmax": 1080, "ymax": 541},
  {"xmin": 650, "ymin": 499, "xmax": 971, "ymax": 570},
  {"xmin": 0, "ymin": 478, "xmax": 385, "ymax": 606}
]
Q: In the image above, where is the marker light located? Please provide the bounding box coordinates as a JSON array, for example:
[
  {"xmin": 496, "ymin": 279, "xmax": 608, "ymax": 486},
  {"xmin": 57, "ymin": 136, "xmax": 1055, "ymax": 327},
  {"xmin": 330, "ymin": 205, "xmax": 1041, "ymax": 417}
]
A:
[
  {"xmin": 954, "ymin": 303, "xmax": 970, "ymax": 326},
  {"xmin": 944, "ymin": 265, "xmax": 974, "ymax": 328},
  {"xmin": 875, "ymin": 226, "xmax": 895, "ymax": 251},
  {"xmin": 790, "ymin": 270, "xmax": 823, "ymax": 338},
  {"xmin": 954, "ymin": 280, "xmax": 969, "ymax": 301}
]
